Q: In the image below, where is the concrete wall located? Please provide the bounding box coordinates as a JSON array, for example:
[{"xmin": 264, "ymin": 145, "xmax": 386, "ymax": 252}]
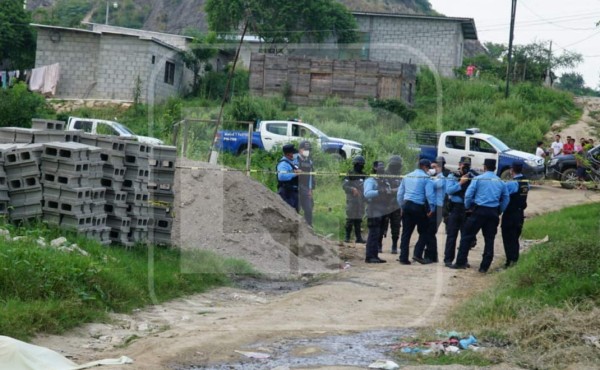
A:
[
  {"xmin": 35, "ymin": 28, "xmax": 193, "ymax": 103},
  {"xmin": 355, "ymin": 14, "xmax": 464, "ymax": 77},
  {"xmin": 35, "ymin": 29, "xmax": 100, "ymax": 98}
]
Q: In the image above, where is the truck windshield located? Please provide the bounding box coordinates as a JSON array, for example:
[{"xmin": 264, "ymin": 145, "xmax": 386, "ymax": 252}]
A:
[
  {"xmin": 305, "ymin": 125, "xmax": 328, "ymax": 139},
  {"xmin": 486, "ymin": 136, "xmax": 510, "ymax": 152},
  {"xmin": 111, "ymin": 121, "xmax": 135, "ymax": 135}
]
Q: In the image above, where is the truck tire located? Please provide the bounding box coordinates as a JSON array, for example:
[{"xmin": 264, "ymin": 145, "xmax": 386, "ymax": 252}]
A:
[
  {"xmin": 238, "ymin": 146, "xmax": 256, "ymax": 156},
  {"xmin": 560, "ymin": 168, "xmax": 578, "ymax": 189}
]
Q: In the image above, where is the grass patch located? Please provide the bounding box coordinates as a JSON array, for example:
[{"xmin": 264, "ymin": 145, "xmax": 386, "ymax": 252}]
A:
[
  {"xmin": 0, "ymin": 225, "xmax": 257, "ymax": 341},
  {"xmin": 444, "ymin": 203, "xmax": 600, "ymax": 369},
  {"xmin": 396, "ymin": 351, "xmax": 496, "ymax": 366}
]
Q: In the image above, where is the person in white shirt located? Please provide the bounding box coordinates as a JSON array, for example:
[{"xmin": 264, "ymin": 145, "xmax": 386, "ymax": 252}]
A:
[
  {"xmin": 550, "ymin": 134, "xmax": 563, "ymax": 158},
  {"xmin": 535, "ymin": 141, "xmax": 547, "ymax": 159}
]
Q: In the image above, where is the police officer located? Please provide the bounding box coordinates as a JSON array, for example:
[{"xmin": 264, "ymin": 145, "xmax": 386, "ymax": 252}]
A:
[
  {"xmin": 276, "ymin": 144, "xmax": 301, "ymax": 209},
  {"xmin": 501, "ymin": 162, "xmax": 529, "ymax": 268},
  {"xmin": 380, "ymin": 155, "xmax": 403, "ymax": 254},
  {"xmin": 423, "ymin": 157, "xmax": 448, "ymax": 263},
  {"xmin": 363, "ymin": 161, "xmax": 389, "ymax": 263},
  {"xmin": 396, "ymin": 159, "xmax": 435, "ymax": 265},
  {"xmin": 443, "ymin": 156, "xmax": 477, "ymax": 267},
  {"xmin": 451, "ymin": 158, "xmax": 509, "ymax": 273},
  {"xmin": 342, "ymin": 155, "xmax": 367, "ymax": 243},
  {"xmin": 297, "ymin": 140, "xmax": 315, "ymax": 226}
]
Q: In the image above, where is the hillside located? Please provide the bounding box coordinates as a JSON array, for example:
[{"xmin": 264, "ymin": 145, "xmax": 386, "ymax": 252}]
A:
[{"xmin": 28, "ymin": 0, "xmax": 437, "ymax": 35}]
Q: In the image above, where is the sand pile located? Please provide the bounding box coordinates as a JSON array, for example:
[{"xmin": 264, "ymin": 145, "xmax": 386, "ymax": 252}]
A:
[{"xmin": 172, "ymin": 159, "xmax": 340, "ymax": 277}]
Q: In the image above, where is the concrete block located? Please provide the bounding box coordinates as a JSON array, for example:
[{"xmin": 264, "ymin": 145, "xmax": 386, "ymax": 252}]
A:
[
  {"xmin": 31, "ymin": 119, "xmax": 65, "ymax": 131},
  {"xmin": 122, "ymin": 179, "xmax": 146, "ymax": 192},
  {"xmin": 124, "ymin": 155, "xmax": 149, "ymax": 167},
  {"xmin": 5, "ymin": 163, "xmax": 40, "ymax": 178},
  {"xmin": 104, "ymin": 165, "xmax": 126, "ymax": 180},
  {"xmin": 100, "ymin": 177, "xmax": 124, "ymax": 191},
  {"xmin": 151, "ymin": 217, "xmax": 173, "ymax": 231},
  {"xmin": 128, "ymin": 229, "xmax": 148, "ymax": 244},
  {"xmin": 41, "ymin": 160, "xmax": 91, "ymax": 174},
  {"xmin": 125, "ymin": 167, "xmax": 149, "ymax": 181},
  {"xmin": 107, "ymin": 216, "xmax": 131, "ymax": 229},
  {"xmin": 60, "ymin": 214, "xmax": 94, "ymax": 230},
  {"xmin": 92, "ymin": 188, "xmax": 105, "ymax": 201},
  {"xmin": 0, "ymin": 144, "xmax": 18, "ymax": 161},
  {"xmin": 149, "ymin": 189, "xmax": 174, "ymax": 205},
  {"xmin": 4, "ymin": 144, "xmax": 43, "ymax": 166},
  {"xmin": 109, "ymin": 228, "xmax": 134, "ymax": 247},
  {"xmin": 126, "ymin": 191, "xmax": 149, "ymax": 205},
  {"xmin": 151, "ymin": 205, "xmax": 173, "ymax": 219},
  {"xmin": 100, "ymin": 152, "xmax": 125, "ymax": 166},
  {"xmin": 42, "ymin": 184, "xmax": 92, "ymax": 202},
  {"xmin": 92, "ymin": 214, "xmax": 107, "ymax": 227},
  {"xmin": 9, "ymin": 205, "xmax": 42, "ymax": 223},
  {"xmin": 104, "ymin": 203, "xmax": 128, "ymax": 218},
  {"xmin": 130, "ymin": 217, "xmax": 149, "ymax": 230},
  {"xmin": 106, "ymin": 190, "xmax": 127, "ymax": 203},
  {"xmin": 95, "ymin": 135, "xmax": 125, "ymax": 152},
  {"xmin": 9, "ymin": 188, "xmax": 43, "ymax": 206},
  {"xmin": 0, "ymin": 200, "xmax": 8, "ymax": 215},
  {"xmin": 42, "ymin": 197, "xmax": 93, "ymax": 216},
  {"xmin": 41, "ymin": 172, "xmax": 89, "ymax": 188},
  {"xmin": 150, "ymin": 227, "xmax": 171, "ymax": 246},
  {"xmin": 8, "ymin": 175, "xmax": 41, "ymax": 192},
  {"xmin": 0, "ymin": 128, "xmax": 39, "ymax": 144},
  {"xmin": 150, "ymin": 145, "xmax": 177, "ymax": 162},
  {"xmin": 42, "ymin": 142, "xmax": 96, "ymax": 161},
  {"xmin": 149, "ymin": 158, "xmax": 175, "ymax": 171},
  {"xmin": 127, "ymin": 204, "xmax": 149, "ymax": 217}
]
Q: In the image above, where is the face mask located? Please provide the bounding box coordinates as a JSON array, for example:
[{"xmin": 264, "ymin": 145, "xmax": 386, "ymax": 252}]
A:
[
  {"xmin": 427, "ymin": 169, "xmax": 436, "ymax": 176},
  {"xmin": 301, "ymin": 150, "xmax": 310, "ymax": 158}
]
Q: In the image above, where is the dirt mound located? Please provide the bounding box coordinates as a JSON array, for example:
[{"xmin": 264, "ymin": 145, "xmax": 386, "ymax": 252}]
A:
[{"xmin": 172, "ymin": 159, "xmax": 340, "ymax": 277}]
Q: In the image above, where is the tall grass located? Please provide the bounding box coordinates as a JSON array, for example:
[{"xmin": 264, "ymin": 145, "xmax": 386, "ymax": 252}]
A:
[
  {"xmin": 0, "ymin": 225, "xmax": 257, "ymax": 340},
  {"xmin": 445, "ymin": 203, "xmax": 600, "ymax": 369}
]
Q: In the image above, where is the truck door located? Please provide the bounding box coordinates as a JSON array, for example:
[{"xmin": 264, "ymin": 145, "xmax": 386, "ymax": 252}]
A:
[
  {"xmin": 440, "ymin": 134, "xmax": 466, "ymax": 172},
  {"xmin": 261, "ymin": 122, "xmax": 289, "ymax": 151},
  {"xmin": 468, "ymin": 137, "xmax": 498, "ymax": 172},
  {"xmin": 71, "ymin": 119, "xmax": 94, "ymax": 133},
  {"xmin": 291, "ymin": 123, "xmax": 319, "ymax": 141}
]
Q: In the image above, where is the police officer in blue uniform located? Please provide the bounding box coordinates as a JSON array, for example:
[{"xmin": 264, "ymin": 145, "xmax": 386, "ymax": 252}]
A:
[
  {"xmin": 443, "ymin": 156, "xmax": 477, "ymax": 267},
  {"xmin": 343, "ymin": 155, "xmax": 367, "ymax": 243},
  {"xmin": 423, "ymin": 157, "xmax": 448, "ymax": 263},
  {"xmin": 276, "ymin": 144, "xmax": 301, "ymax": 209},
  {"xmin": 501, "ymin": 162, "xmax": 529, "ymax": 268},
  {"xmin": 451, "ymin": 158, "xmax": 509, "ymax": 273},
  {"xmin": 363, "ymin": 161, "xmax": 389, "ymax": 263},
  {"xmin": 297, "ymin": 140, "xmax": 315, "ymax": 226},
  {"xmin": 396, "ymin": 159, "xmax": 435, "ymax": 265}
]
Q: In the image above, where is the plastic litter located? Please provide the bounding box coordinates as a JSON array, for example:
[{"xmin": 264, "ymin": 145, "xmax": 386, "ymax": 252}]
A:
[
  {"xmin": 459, "ymin": 335, "xmax": 477, "ymax": 349},
  {"xmin": 368, "ymin": 359, "xmax": 400, "ymax": 369},
  {"xmin": 234, "ymin": 350, "xmax": 271, "ymax": 359},
  {"xmin": 445, "ymin": 345, "xmax": 460, "ymax": 353},
  {"xmin": 583, "ymin": 335, "xmax": 600, "ymax": 349}
]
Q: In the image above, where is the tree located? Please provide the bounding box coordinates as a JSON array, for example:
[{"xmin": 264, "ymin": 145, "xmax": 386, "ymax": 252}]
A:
[
  {"xmin": 180, "ymin": 30, "xmax": 218, "ymax": 93},
  {"xmin": 0, "ymin": 0, "xmax": 36, "ymax": 70},
  {"xmin": 556, "ymin": 73, "xmax": 585, "ymax": 92},
  {"xmin": 205, "ymin": 0, "xmax": 359, "ymax": 52}
]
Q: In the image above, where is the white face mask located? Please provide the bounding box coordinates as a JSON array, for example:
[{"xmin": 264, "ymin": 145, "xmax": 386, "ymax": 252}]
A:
[
  {"xmin": 427, "ymin": 168, "xmax": 436, "ymax": 176},
  {"xmin": 301, "ymin": 150, "xmax": 310, "ymax": 158}
]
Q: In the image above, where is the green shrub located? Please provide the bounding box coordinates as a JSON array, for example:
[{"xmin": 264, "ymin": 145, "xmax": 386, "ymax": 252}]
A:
[
  {"xmin": 368, "ymin": 98, "xmax": 417, "ymax": 123},
  {"xmin": 0, "ymin": 83, "xmax": 53, "ymax": 127}
]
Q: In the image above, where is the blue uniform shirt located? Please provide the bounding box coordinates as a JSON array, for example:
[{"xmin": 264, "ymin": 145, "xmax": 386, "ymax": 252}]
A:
[
  {"xmin": 363, "ymin": 177, "xmax": 379, "ymax": 200},
  {"xmin": 397, "ymin": 169, "xmax": 435, "ymax": 212},
  {"xmin": 506, "ymin": 173, "xmax": 529, "ymax": 194},
  {"xmin": 428, "ymin": 172, "xmax": 446, "ymax": 207},
  {"xmin": 445, "ymin": 173, "xmax": 464, "ymax": 203},
  {"xmin": 464, "ymin": 171, "xmax": 510, "ymax": 212},
  {"xmin": 277, "ymin": 156, "xmax": 298, "ymax": 182}
]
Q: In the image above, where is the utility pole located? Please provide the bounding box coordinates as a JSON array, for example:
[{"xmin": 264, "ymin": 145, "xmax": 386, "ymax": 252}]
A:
[
  {"xmin": 105, "ymin": 0, "xmax": 109, "ymax": 24},
  {"xmin": 544, "ymin": 41, "xmax": 553, "ymax": 87},
  {"xmin": 505, "ymin": 0, "xmax": 517, "ymax": 98}
]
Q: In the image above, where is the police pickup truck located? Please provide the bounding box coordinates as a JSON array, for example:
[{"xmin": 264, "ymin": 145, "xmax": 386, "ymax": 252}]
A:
[
  {"xmin": 419, "ymin": 128, "xmax": 545, "ymax": 179},
  {"xmin": 66, "ymin": 117, "xmax": 164, "ymax": 145},
  {"xmin": 215, "ymin": 120, "xmax": 362, "ymax": 159}
]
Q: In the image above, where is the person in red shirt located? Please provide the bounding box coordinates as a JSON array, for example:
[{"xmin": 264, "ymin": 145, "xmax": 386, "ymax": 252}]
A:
[{"xmin": 563, "ymin": 138, "xmax": 575, "ymax": 155}]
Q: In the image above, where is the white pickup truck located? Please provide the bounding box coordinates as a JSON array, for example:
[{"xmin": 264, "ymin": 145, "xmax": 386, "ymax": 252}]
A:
[
  {"xmin": 67, "ymin": 117, "xmax": 164, "ymax": 145},
  {"xmin": 419, "ymin": 128, "xmax": 546, "ymax": 179}
]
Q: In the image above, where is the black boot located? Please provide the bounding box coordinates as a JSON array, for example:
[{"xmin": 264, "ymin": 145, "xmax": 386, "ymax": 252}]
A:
[
  {"xmin": 344, "ymin": 219, "xmax": 352, "ymax": 243},
  {"xmin": 391, "ymin": 238, "xmax": 398, "ymax": 254},
  {"xmin": 354, "ymin": 220, "xmax": 366, "ymax": 243}
]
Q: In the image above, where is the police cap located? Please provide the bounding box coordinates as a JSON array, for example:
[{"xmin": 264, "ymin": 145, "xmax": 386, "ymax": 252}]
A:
[
  {"xmin": 282, "ymin": 144, "xmax": 297, "ymax": 154},
  {"xmin": 459, "ymin": 156, "xmax": 471, "ymax": 165},
  {"xmin": 483, "ymin": 158, "xmax": 497, "ymax": 169},
  {"xmin": 299, "ymin": 140, "xmax": 311, "ymax": 150},
  {"xmin": 418, "ymin": 159, "xmax": 432, "ymax": 169}
]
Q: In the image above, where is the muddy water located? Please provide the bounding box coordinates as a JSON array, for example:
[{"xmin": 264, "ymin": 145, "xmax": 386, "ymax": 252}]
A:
[{"xmin": 182, "ymin": 329, "xmax": 413, "ymax": 370}]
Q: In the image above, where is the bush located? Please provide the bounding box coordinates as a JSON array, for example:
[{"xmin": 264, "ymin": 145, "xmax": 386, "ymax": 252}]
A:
[
  {"xmin": 0, "ymin": 83, "xmax": 53, "ymax": 127},
  {"xmin": 197, "ymin": 69, "xmax": 249, "ymax": 100},
  {"xmin": 225, "ymin": 95, "xmax": 285, "ymax": 123},
  {"xmin": 368, "ymin": 98, "xmax": 417, "ymax": 123}
]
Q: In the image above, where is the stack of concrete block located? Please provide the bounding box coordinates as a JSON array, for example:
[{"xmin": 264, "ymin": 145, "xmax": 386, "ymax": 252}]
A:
[
  {"xmin": 4, "ymin": 144, "xmax": 44, "ymax": 223},
  {"xmin": 32, "ymin": 119, "xmax": 82, "ymax": 144},
  {"xmin": 31, "ymin": 119, "xmax": 66, "ymax": 131},
  {"xmin": 123, "ymin": 141, "xmax": 151, "ymax": 244},
  {"xmin": 0, "ymin": 144, "xmax": 18, "ymax": 219},
  {"xmin": 40, "ymin": 142, "xmax": 109, "ymax": 245},
  {"xmin": 148, "ymin": 145, "xmax": 176, "ymax": 245}
]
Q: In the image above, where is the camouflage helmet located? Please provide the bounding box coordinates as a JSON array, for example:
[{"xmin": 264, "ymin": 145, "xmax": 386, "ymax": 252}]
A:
[{"xmin": 352, "ymin": 155, "xmax": 366, "ymax": 165}]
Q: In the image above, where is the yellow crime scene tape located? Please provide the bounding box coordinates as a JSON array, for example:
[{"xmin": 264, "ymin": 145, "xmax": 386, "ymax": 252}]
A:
[{"xmin": 174, "ymin": 164, "xmax": 599, "ymax": 188}]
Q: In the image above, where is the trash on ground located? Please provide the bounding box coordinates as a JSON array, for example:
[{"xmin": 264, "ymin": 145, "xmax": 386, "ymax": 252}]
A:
[
  {"xmin": 234, "ymin": 350, "xmax": 271, "ymax": 359},
  {"xmin": 396, "ymin": 332, "xmax": 479, "ymax": 355},
  {"xmin": 583, "ymin": 335, "xmax": 600, "ymax": 349},
  {"xmin": 368, "ymin": 359, "xmax": 400, "ymax": 369}
]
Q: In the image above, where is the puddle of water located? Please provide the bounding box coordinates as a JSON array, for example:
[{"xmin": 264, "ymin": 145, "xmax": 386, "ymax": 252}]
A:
[{"xmin": 180, "ymin": 329, "xmax": 413, "ymax": 370}]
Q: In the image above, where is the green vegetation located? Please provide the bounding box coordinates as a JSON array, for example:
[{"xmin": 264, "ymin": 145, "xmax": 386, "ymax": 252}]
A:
[
  {"xmin": 0, "ymin": 223, "xmax": 257, "ymax": 341},
  {"xmin": 556, "ymin": 72, "xmax": 600, "ymax": 97},
  {"xmin": 444, "ymin": 203, "xmax": 600, "ymax": 368},
  {"xmin": 396, "ymin": 350, "xmax": 495, "ymax": 367},
  {"xmin": 0, "ymin": 0, "xmax": 36, "ymax": 70},
  {"xmin": 0, "ymin": 82, "xmax": 54, "ymax": 128}
]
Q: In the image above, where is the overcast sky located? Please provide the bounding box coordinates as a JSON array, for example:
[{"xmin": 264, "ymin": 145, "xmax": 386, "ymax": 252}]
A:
[{"xmin": 428, "ymin": 0, "xmax": 600, "ymax": 88}]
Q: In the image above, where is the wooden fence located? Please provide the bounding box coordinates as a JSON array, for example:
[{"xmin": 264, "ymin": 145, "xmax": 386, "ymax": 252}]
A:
[{"xmin": 249, "ymin": 53, "xmax": 416, "ymax": 106}]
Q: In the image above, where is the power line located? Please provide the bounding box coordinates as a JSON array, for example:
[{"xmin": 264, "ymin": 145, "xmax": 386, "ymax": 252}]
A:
[{"xmin": 518, "ymin": 0, "xmax": 599, "ymax": 31}]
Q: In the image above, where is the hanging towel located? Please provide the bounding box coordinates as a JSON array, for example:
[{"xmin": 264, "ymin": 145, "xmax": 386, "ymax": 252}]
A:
[{"xmin": 29, "ymin": 67, "xmax": 46, "ymax": 92}]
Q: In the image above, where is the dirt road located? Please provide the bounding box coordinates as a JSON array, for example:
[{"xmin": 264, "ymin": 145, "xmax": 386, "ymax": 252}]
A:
[{"xmin": 33, "ymin": 184, "xmax": 600, "ymax": 369}]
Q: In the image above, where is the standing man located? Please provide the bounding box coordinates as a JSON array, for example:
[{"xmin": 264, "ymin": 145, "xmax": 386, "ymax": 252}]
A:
[
  {"xmin": 551, "ymin": 134, "xmax": 563, "ymax": 158},
  {"xmin": 379, "ymin": 155, "xmax": 403, "ymax": 254},
  {"xmin": 451, "ymin": 158, "xmax": 509, "ymax": 273},
  {"xmin": 423, "ymin": 158, "xmax": 448, "ymax": 263},
  {"xmin": 535, "ymin": 141, "xmax": 547, "ymax": 159},
  {"xmin": 277, "ymin": 144, "xmax": 301, "ymax": 210},
  {"xmin": 396, "ymin": 159, "xmax": 435, "ymax": 265},
  {"xmin": 501, "ymin": 162, "xmax": 529, "ymax": 268},
  {"xmin": 363, "ymin": 161, "xmax": 389, "ymax": 263},
  {"xmin": 443, "ymin": 157, "xmax": 477, "ymax": 267},
  {"xmin": 342, "ymin": 155, "xmax": 367, "ymax": 243},
  {"xmin": 296, "ymin": 141, "xmax": 315, "ymax": 226}
]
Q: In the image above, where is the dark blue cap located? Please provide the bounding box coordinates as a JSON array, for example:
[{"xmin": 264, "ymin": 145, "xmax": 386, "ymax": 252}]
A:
[
  {"xmin": 419, "ymin": 159, "xmax": 431, "ymax": 168},
  {"xmin": 282, "ymin": 144, "xmax": 297, "ymax": 154}
]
